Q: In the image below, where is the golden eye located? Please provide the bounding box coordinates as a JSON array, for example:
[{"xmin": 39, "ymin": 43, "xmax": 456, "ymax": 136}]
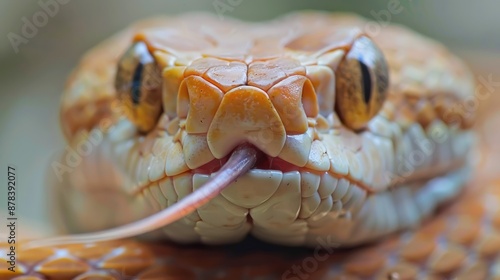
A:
[
  {"xmin": 335, "ymin": 36, "xmax": 389, "ymax": 130},
  {"xmin": 115, "ymin": 41, "xmax": 162, "ymax": 132}
]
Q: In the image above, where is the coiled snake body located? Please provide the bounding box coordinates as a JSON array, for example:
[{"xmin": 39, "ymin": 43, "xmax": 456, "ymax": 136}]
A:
[{"xmin": 1, "ymin": 12, "xmax": 487, "ymax": 280}]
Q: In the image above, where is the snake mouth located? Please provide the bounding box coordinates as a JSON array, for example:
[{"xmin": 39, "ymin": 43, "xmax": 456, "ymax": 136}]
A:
[{"xmin": 193, "ymin": 153, "xmax": 298, "ymax": 175}]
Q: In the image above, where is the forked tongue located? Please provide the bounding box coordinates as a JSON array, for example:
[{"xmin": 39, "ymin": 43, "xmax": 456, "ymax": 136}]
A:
[{"xmin": 26, "ymin": 143, "xmax": 260, "ymax": 249}]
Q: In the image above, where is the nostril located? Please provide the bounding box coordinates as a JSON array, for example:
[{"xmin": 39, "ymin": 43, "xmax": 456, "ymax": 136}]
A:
[
  {"xmin": 268, "ymin": 75, "xmax": 319, "ymax": 134},
  {"xmin": 178, "ymin": 75, "xmax": 224, "ymax": 133},
  {"xmin": 177, "ymin": 80, "xmax": 189, "ymax": 118},
  {"xmin": 302, "ymin": 79, "xmax": 319, "ymax": 118}
]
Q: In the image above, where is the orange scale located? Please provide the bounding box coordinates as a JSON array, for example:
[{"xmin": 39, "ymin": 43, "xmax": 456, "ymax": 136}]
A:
[
  {"xmin": 399, "ymin": 235, "xmax": 437, "ymax": 263},
  {"xmin": 11, "ymin": 276, "xmax": 46, "ymax": 280},
  {"xmin": 342, "ymin": 250, "xmax": 386, "ymax": 277},
  {"xmin": 0, "ymin": 262, "xmax": 28, "ymax": 279},
  {"xmin": 34, "ymin": 256, "xmax": 91, "ymax": 280},
  {"xmin": 375, "ymin": 262, "xmax": 420, "ymax": 280},
  {"xmin": 69, "ymin": 243, "xmax": 117, "ymax": 260},
  {"xmin": 18, "ymin": 247, "xmax": 57, "ymax": 266},
  {"xmin": 414, "ymin": 218, "xmax": 447, "ymax": 240},
  {"xmin": 446, "ymin": 217, "xmax": 482, "ymax": 246},
  {"xmin": 451, "ymin": 200, "xmax": 486, "ymax": 218},
  {"xmin": 475, "ymin": 231, "xmax": 500, "ymax": 258},
  {"xmin": 492, "ymin": 210, "xmax": 500, "ymax": 229},
  {"xmin": 97, "ymin": 243, "xmax": 155, "ymax": 277},
  {"xmin": 72, "ymin": 270, "xmax": 121, "ymax": 280},
  {"xmin": 454, "ymin": 260, "xmax": 488, "ymax": 280},
  {"xmin": 427, "ymin": 245, "xmax": 467, "ymax": 275}
]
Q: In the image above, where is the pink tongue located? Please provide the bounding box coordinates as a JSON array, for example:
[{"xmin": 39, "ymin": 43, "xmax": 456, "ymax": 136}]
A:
[{"xmin": 25, "ymin": 144, "xmax": 260, "ymax": 249}]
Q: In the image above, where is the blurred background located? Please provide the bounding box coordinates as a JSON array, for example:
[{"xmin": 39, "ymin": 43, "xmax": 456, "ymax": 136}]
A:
[{"xmin": 0, "ymin": 0, "xmax": 498, "ymax": 236}]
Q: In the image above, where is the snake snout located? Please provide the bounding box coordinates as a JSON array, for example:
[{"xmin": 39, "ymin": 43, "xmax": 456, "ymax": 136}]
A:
[{"xmin": 206, "ymin": 86, "xmax": 287, "ymax": 159}]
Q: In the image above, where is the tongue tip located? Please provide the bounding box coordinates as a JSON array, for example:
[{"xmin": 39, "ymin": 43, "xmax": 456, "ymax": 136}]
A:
[{"xmin": 232, "ymin": 143, "xmax": 261, "ymax": 170}]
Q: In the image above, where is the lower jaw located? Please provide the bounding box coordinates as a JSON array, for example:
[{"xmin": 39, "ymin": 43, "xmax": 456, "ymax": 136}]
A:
[
  {"xmin": 149, "ymin": 164, "xmax": 471, "ymax": 247},
  {"xmin": 137, "ymin": 152, "xmax": 468, "ymax": 245}
]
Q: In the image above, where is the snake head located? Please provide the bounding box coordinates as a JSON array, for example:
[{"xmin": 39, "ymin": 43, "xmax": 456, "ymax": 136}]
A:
[
  {"xmin": 115, "ymin": 27, "xmax": 389, "ymax": 164},
  {"xmin": 52, "ymin": 13, "xmax": 473, "ymax": 248}
]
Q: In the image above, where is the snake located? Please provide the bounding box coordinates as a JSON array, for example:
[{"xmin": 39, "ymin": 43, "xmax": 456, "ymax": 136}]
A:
[{"xmin": 0, "ymin": 11, "xmax": 487, "ymax": 279}]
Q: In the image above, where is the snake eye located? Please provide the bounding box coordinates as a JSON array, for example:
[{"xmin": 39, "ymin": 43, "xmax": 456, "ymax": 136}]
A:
[
  {"xmin": 335, "ymin": 36, "xmax": 389, "ymax": 130},
  {"xmin": 115, "ymin": 41, "xmax": 162, "ymax": 132}
]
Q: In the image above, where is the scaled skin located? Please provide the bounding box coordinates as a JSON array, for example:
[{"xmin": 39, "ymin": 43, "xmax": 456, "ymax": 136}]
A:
[
  {"xmin": 0, "ymin": 11, "xmax": 485, "ymax": 279},
  {"xmin": 55, "ymin": 12, "xmax": 475, "ymax": 249}
]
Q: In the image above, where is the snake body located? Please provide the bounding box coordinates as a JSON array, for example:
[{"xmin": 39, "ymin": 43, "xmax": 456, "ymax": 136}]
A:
[{"xmin": 0, "ymin": 12, "xmax": 480, "ymax": 279}]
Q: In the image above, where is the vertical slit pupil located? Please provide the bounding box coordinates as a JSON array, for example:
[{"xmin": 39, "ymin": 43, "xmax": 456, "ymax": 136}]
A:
[
  {"xmin": 131, "ymin": 63, "xmax": 144, "ymax": 105},
  {"xmin": 359, "ymin": 60, "xmax": 372, "ymax": 105}
]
